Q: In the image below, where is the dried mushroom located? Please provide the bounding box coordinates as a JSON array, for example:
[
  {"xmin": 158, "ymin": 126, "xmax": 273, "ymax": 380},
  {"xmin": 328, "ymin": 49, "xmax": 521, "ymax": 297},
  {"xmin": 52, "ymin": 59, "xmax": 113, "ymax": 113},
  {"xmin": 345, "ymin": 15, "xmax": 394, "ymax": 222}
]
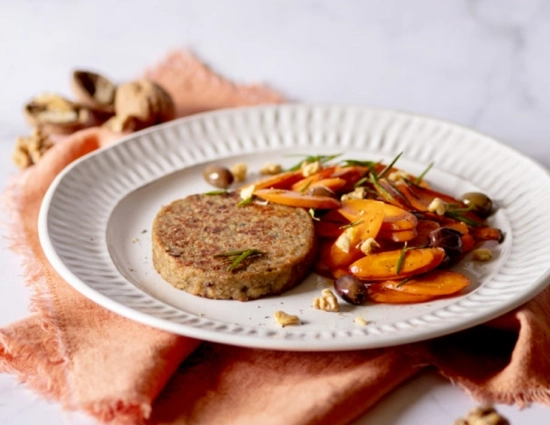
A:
[
  {"xmin": 12, "ymin": 128, "xmax": 54, "ymax": 169},
  {"xmin": 111, "ymin": 79, "xmax": 175, "ymax": 131},
  {"xmin": 71, "ymin": 70, "xmax": 116, "ymax": 113},
  {"xmin": 24, "ymin": 93, "xmax": 93, "ymax": 135}
]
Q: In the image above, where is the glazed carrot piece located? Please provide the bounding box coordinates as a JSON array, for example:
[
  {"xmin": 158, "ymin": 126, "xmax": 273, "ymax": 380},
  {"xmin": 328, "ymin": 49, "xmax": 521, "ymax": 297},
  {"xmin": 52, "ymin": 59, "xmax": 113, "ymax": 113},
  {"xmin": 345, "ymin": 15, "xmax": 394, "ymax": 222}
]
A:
[
  {"xmin": 339, "ymin": 199, "xmax": 418, "ymax": 231},
  {"xmin": 461, "ymin": 234, "xmax": 476, "ymax": 253},
  {"xmin": 314, "ymin": 209, "xmax": 348, "ymax": 238},
  {"xmin": 445, "ymin": 221, "xmax": 469, "ymax": 235},
  {"xmin": 240, "ymin": 170, "xmax": 304, "ymax": 193},
  {"xmin": 408, "ymin": 220, "xmax": 440, "ymax": 247},
  {"xmin": 289, "ymin": 166, "xmax": 338, "ymax": 192},
  {"xmin": 380, "ymin": 270, "xmax": 470, "ymax": 296},
  {"xmin": 469, "ymin": 226, "xmax": 504, "ymax": 243},
  {"xmin": 367, "ymin": 284, "xmax": 436, "ymax": 304},
  {"xmin": 254, "ymin": 188, "xmax": 341, "ymax": 209},
  {"xmin": 328, "ymin": 206, "xmax": 385, "ymax": 268},
  {"xmin": 329, "ymin": 165, "xmax": 369, "ymax": 191},
  {"xmin": 378, "ymin": 228, "xmax": 417, "ymax": 243},
  {"xmin": 308, "ymin": 177, "xmax": 347, "ymax": 192},
  {"xmin": 349, "ymin": 247, "xmax": 445, "ymax": 280}
]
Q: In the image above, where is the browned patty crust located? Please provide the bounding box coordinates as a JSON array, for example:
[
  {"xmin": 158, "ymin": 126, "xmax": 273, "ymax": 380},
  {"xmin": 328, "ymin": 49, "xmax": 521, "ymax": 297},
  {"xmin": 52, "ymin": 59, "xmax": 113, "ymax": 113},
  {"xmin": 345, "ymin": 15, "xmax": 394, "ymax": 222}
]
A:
[{"xmin": 152, "ymin": 193, "xmax": 317, "ymax": 301}]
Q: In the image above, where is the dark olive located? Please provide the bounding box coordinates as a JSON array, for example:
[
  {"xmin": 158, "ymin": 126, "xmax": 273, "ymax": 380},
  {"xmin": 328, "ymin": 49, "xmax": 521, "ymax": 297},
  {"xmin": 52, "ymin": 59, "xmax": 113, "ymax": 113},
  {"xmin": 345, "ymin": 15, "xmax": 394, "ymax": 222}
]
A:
[
  {"xmin": 459, "ymin": 192, "xmax": 493, "ymax": 218},
  {"xmin": 203, "ymin": 164, "xmax": 234, "ymax": 188},
  {"xmin": 428, "ymin": 227, "xmax": 463, "ymax": 259},
  {"xmin": 334, "ymin": 274, "xmax": 367, "ymax": 305},
  {"xmin": 306, "ymin": 185, "xmax": 337, "ymax": 198}
]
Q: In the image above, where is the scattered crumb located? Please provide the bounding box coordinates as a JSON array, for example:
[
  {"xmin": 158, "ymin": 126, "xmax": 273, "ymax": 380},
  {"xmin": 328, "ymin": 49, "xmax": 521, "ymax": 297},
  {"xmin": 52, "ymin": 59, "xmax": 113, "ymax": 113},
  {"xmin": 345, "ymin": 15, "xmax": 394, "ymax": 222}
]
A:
[
  {"xmin": 472, "ymin": 248, "xmax": 493, "ymax": 262},
  {"xmin": 131, "ymin": 237, "xmax": 138, "ymax": 243},
  {"xmin": 454, "ymin": 405, "xmax": 509, "ymax": 425},
  {"xmin": 341, "ymin": 187, "xmax": 367, "ymax": 201},
  {"xmin": 301, "ymin": 160, "xmax": 321, "ymax": 177},
  {"xmin": 260, "ymin": 162, "xmax": 282, "ymax": 175},
  {"xmin": 360, "ymin": 238, "xmax": 380, "ymax": 255},
  {"xmin": 312, "ymin": 289, "xmax": 340, "ymax": 312},
  {"xmin": 427, "ymin": 197, "xmax": 447, "ymax": 215},
  {"xmin": 274, "ymin": 310, "xmax": 300, "ymax": 327},
  {"xmin": 231, "ymin": 162, "xmax": 248, "ymax": 181},
  {"xmin": 354, "ymin": 316, "xmax": 368, "ymax": 326}
]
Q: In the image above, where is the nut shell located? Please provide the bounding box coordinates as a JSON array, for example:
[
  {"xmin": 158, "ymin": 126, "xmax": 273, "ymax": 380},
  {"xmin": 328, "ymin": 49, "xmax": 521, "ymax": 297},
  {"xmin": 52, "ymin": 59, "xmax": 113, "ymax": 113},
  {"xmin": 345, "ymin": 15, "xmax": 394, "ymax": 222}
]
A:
[
  {"xmin": 24, "ymin": 93, "xmax": 93, "ymax": 135},
  {"xmin": 71, "ymin": 70, "xmax": 116, "ymax": 113},
  {"xmin": 114, "ymin": 79, "xmax": 176, "ymax": 127}
]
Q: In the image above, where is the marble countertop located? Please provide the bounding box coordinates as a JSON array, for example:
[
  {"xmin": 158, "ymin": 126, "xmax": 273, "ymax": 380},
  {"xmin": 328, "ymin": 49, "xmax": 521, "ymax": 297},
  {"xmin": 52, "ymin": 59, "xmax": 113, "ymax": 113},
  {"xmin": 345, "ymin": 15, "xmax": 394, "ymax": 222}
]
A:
[{"xmin": 1, "ymin": 1, "xmax": 550, "ymax": 424}]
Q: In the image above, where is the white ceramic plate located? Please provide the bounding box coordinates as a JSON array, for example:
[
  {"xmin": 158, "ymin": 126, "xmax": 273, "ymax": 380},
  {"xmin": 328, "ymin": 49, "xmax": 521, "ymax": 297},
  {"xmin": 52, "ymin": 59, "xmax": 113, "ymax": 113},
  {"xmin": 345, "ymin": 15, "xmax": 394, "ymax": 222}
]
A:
[{"xmin": 39, "ymin": 104, "xmax": 550, "ymax": 351}]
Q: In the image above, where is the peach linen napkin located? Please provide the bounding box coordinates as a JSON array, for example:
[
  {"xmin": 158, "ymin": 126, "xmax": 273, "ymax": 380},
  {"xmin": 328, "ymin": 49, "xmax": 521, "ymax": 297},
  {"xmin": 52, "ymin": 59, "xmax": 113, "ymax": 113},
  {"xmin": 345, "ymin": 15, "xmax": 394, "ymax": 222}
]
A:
[{"xmin": 1, "ymin": 51, "xmax": 550, "ymax": 425}]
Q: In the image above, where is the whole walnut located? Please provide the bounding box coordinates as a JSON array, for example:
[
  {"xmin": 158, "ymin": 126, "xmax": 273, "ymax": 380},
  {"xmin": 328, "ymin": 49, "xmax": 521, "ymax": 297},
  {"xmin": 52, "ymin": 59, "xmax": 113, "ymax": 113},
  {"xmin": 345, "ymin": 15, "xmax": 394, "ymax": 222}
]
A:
[{"xmin": 113, "ymin": 79, "xmax": 175, "ymax": 130}]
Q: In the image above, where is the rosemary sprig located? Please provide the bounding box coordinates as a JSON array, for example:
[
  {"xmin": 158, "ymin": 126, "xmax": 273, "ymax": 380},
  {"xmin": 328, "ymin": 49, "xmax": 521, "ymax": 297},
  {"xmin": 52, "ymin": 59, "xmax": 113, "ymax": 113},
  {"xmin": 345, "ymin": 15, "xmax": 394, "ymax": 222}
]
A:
[
  {"xmin": 444, "ymin": 208, "xmax": 482, "ymax": 227},
  {"xmin": 339, "ymin": 159, "xmax": 377, "ymax": 168},
  {"xmin": 285, "ymin": 154, "xmax": 341, "ymax": 171},
  {"xmin": 204, "ymin": 189, "xmax": 229, "ymax": 196},
  {"xmin": 339, "ymin": 219, "xmax": 364, "ymax": 230},
  {"xmin": 377, "ymin": 152, "xmax": 403, "ymax": 179},
  {"xmin": 396, "ymin": 277, "xmax": 412, "ymax": 288},
  {"xmin": 395, "ymin": 242, "xmax": 410, "ymax": 275},
  {"xmin": 369, "ymin": 173, "xmax": 394, "ymax": 203},
  {"xmin": 414, "ymin": 162, "xmax": 434, "ymax": 184},
  {"xmin": 237, "ymin": 196, "xmax": 254, "ymax": 207},
  {"xmin": 214, "ymin": 248, "xmax": 265, "ymax": 272}
]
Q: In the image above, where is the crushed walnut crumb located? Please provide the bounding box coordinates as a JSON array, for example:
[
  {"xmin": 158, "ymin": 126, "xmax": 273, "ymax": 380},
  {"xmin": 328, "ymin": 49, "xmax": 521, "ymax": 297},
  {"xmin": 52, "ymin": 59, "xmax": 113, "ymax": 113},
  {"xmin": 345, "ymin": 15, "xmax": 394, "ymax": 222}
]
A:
[
  {"xmin": 354, "ymin": 316, "xmax": 368, "ymax": 326},
  {"xmin": 428, "ymin": 197, "xmax": 448, "ymax": 215},
  {"xmin": 301, "ymin": 160, "xmax": 322, "ymax": 177},
  {"xmin": 274, "ymin": 310, "xmax": 300, "ymax": 327},
  {"xmin": 472, "ymin": 248, "xmax": 493, "ymax": 262},
  {"xmin": 12, "ymin": 128, "xmax": 54, "ymax": 169},
  {"xmin": 454, "ymin": 405, "xmax": 509, "ymax": 425},
  {"xmin": 312, "ymin": 289, "xmax": 340, "ymax": 312},
  {"xmin": 260, "ymin": 162, "xmax": 282, "ymax": 175},
  {"xmin": 360, "ymin": 237, "xmax": 380, "ymax": 255},
  {"xmin": 231, "ymin": 162, "xmax": 248, "ymax": 182},
  {"xmin": 341, "ymin": 187, "xmax": 367, "ymax": 201}
]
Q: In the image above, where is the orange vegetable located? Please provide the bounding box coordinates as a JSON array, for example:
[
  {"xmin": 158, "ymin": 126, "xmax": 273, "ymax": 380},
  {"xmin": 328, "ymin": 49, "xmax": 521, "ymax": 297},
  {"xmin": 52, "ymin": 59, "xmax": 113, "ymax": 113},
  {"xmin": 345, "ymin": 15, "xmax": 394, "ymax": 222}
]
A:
[
  {"xmin": 378, "ymin": 228, "xmax": 417, "ymax": 243},
  {"xmin": 308, "ymin": 177, "xmax": 347, "ymax": 192},
  {"xmin": 379, "ymin": 270, "xmax": 470, "ymax": 295},
  {"xmin": 469, "ymin": 226, "xmax": 504, "ymax": 243},
  {"xmin": 408, "ymin": 220, "xmax": 440, "ymax": 247},
  {"xmin": 240, "ymin": 170, "xmax": 303, "ymax": 193},
  {"xmin": 328, "ymin": 206, "xmax": 385, "ymax": 268},
  {"xmin": 367, "ymin": 284, "xmax": 436, "ymax": 304},
  {"xmin": 349, "ymin": 247, "xmax": 445, "ymax": 280},
  {"xmin": 339, "ymin": 199, "xmax": 418, "ymax": 231},
  {"xmin": 290, "ymin": 166, "xmax": 338, "ymax": 192},
  {"xmin": 461, "ymin": 234, "xmax": 476, "ymax": 253},
  {"xmin": 254, "ymin": 188, "xmax": 341, "ymax": 209}
]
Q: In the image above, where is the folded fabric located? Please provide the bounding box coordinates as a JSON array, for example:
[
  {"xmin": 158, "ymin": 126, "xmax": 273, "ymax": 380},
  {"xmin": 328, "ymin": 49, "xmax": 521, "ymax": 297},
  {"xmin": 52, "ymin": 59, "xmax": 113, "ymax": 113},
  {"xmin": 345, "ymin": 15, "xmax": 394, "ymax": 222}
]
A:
[{"xmin": 1, "ymin": 50, "xmax": 549, "ymax": 425}]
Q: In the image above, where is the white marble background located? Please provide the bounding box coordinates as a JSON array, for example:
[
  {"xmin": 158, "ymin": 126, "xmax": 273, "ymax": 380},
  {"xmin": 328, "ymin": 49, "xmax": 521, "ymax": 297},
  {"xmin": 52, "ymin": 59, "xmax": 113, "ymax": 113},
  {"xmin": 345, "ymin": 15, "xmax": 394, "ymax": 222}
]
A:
[{"xmin": 1, "ymin": 1, "xmax": 550, "ymax": 424}]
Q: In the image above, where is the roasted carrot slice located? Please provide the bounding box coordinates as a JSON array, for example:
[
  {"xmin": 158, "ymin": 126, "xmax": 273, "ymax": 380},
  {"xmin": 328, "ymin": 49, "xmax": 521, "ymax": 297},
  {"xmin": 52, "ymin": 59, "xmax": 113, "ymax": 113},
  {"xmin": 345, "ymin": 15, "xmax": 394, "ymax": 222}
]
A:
[
  {"xmin": 349, "ymin": 247, "xmax": 445, "ymax": 280},
  {"xmin": 408, "ymin": 220, "xmax": 440, "ymax": 247},
  {"xmin": 461, "ymin": 234, "xmax": 476, "ymax": 253},
  {"xmin": 469, "ymin": 226, "xmax": 504, "ymax": 243},
  {"xmin": 378, "ymin": 228, "xmax": 417, "ymax": 243},
  {"xmin": 309, "ymin": 177, "xmax": 347, "ymax": 192},
  {"xmin": 328, "ymin": 207, "xmax": 385, "ymax": 268},
  {"xmin": 254, "ymin": 188, "xmax": 341, "ymax": 209},
  {"xmin": 339, "ymin": 199, "xmax": 417, "ymax": 231},
  {"xmin": 289, "ymin": 166, "xmax": 338, "ymax": 192},
  {"xmin": 367, "ymin": 284, "xmax": 436, "ymax": 304},
  {"xmin": 240, "ymin": 170, "xmax": 304, "ymax": 193},
  {"xmin": 380, "ymin": 270, "xmax": 470, "ymax": 296}
]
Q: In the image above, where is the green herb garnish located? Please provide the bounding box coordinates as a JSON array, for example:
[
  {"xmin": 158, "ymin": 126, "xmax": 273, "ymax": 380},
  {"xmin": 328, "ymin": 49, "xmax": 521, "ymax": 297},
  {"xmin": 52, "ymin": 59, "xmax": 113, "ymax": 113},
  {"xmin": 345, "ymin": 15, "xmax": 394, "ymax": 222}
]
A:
[
  {"xmin": 444, "ymin": 207, "xmax": 482, "ymax": 227},
  {"xmin": 285, "ymin": 154, "xmax": 341, "ymax": 171},
  {"xmin": 396, "ymin": 277, "xmax": 412, "ymax": 288},
  {"xmin": 414, "ymin": 162, "xmax": 434, "ymax": 184},
  {"xmin": 214, "ymin": 248, "xmax": 266, "ymax": 272},
  {"xmin": 204, "ymin": 189, "xmax": 229, "ymax": 196},
  {"xmin": 395, "ymin": 242, "xmax": 410, "ymax": 275},
  {"xmin": 377, "ymin": 152, "xmax": 403, "ymax": 179},
  {"xmin": 237, "ymin": 196, "xmax": 254, "ymax": 207},
  {"xmin": 339, "ymin": 219, "xmax": 364, "ymax": 230}
]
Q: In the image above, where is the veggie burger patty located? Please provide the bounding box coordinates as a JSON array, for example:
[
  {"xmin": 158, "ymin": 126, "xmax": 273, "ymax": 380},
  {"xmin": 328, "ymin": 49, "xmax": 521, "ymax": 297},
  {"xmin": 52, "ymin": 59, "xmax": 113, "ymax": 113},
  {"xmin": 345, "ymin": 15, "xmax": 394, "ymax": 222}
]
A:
[{"xmin": 152, "ymin": 193, "xmax": 317, "ymax": 301}]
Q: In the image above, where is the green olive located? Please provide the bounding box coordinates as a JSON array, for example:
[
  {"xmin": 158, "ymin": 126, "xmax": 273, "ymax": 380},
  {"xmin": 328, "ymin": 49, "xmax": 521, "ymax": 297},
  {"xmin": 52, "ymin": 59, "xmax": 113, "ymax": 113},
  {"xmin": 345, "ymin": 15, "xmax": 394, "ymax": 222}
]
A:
[
  {"xmin": 203, "ymin": 164, "xmax": 234, "ymax": 189},
  {"xmin": 459, "ymin": 192, "xmax": 493, "ymax": 218}
]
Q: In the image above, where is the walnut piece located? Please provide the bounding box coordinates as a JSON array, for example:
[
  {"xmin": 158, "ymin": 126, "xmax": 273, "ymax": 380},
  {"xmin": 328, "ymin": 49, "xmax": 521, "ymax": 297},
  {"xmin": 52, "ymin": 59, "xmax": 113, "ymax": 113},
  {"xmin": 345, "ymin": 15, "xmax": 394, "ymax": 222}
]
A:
[
  {"xmin": 71, "ymin": 69, "xmax": 116, "ymax": 113},
  {"xmin": 260, "ymin": 162, "xmax": 282, "ymax": 175},
  {"xmin": 12, "ymin": 128, "xmax": 54, "ymax": 169},
  {"xmin": 24, "ymin": 93, "xmax": 93, "ymax": 135},
  {"xmin": 111, "ymin": 79, "xmax": 175, "ymax": 132},
  {"xmin": 454, "ymin": 405, "xmax": 509, "ymax": 425},
  {"xmin": 312, "ymin": 289, "xmax": 340, "ymax": 312},
  {"xmin": 472, "ymin": 248, "xmax": 493, "ymax": 262},
  {"xmin": 274, "ymin": 310, "xmax": 300, "ymax": 327},
  {"xmin": 231, "ymin": 163, "xmax": 248, "ymax": 182}
]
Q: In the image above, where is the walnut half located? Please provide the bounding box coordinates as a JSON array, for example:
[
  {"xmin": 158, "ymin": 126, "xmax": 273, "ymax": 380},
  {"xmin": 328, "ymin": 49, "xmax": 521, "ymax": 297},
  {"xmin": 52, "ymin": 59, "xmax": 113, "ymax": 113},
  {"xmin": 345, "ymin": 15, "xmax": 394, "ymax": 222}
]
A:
[{"xmin": 12, "ymin": 128, "xmax": 54, "ymax": 169}]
